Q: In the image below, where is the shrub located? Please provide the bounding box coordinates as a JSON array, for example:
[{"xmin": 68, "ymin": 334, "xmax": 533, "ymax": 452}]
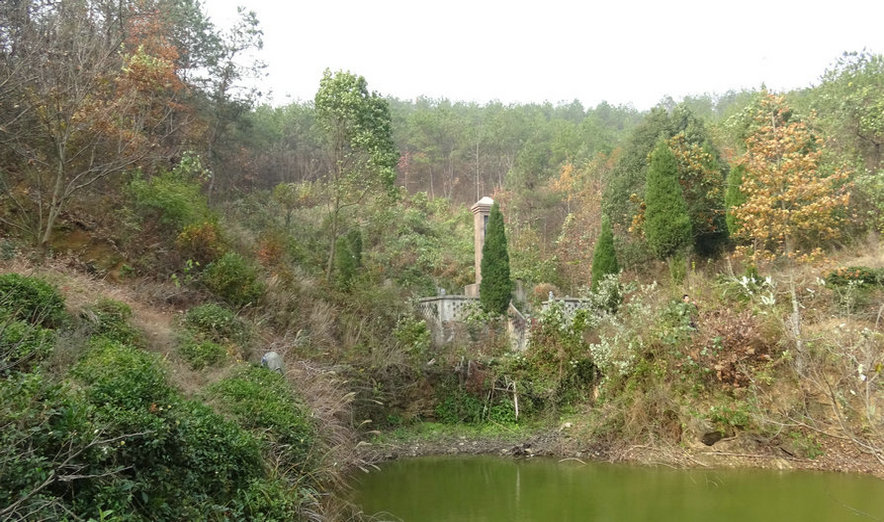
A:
[
  {"xmin": 178, "ymin": 336, "xmax": 227, "ymax": 370},
  {"xmin": 434, "ymin": 385, "xmax": 484, "ymax": 424},
  {"xmin": 0, "ymin": 372, "xmax": 94, "ymax": 520},
  {"xmin": 0, "ymin": 273, "xmax": 66, "ymax": 328},
  {"xmin": 393, "ymin": 315, "xmax": 431, "ymax": 359},
  {"xmin": 334, "ymin": 228, "xmax": 362, "ymax": 289},
  {"xmin": 68, "ymin": 340, "xmax": 276, "ymax": 519},
  {"xmin": 824, "ymin": 266, "xmax": 883, "ymax": 287},
  {"xmin": 0, "ymin": 320, "xmax": 55, "ymax": 376},
  {"xmin": 516, "ymin": 302, "xmax": 599, "ymax": 406},
  {"xmin": 202, "ymin": 252, "xmax": 265, "ymax": 307},
  {"xmin": 128, "ymin": 154, "xmax": 213, "ymax": 233},
  {"xmin": 183, "ymin": 303, "xmax": 247, "ymax": 344},
  {"xmin": 708, "ymin": 400, "xmax": 753, "ymax": 432},
  {"xmin": 175, "ymin": 221, "xmax": 227, "ymax": 265},
  {"xmin": 72, "ymin": 338, "xmax": 171, "ymax": 414},
  {"xmin": 81, "ymin": 298, "xmax": 139, "ymax": 344},
  {"xmin": 166, "ymin": 400, "xmax": 264, "ymax": 501},
  {"xmin": 209, "ymin": 365, "xmax": 316, "ymax": 473},
  {"xmin": 230, "ymin": 478, "xmax": 302, "ymax": 521},
  {"xmin": 586, "ymin": 272, "xmax": 625, "ymax": 315}
]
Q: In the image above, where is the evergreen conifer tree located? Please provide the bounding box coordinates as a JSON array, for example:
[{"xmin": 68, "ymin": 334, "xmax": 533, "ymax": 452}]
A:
[
  {"xmin": 644, "ymin": 138, "xmax": 692, "ymax": 260},
  {"xmin": 480, "ymin": 202, "xmax": 513, "ymax": 315},
  {"xmin": 591, "ymin": 216, "xmax": 619, "ymax": 290}
]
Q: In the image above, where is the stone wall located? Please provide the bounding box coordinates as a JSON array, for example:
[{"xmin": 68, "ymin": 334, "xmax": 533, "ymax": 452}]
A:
[
  {"xmin": 540, "ymin": 297, "xmax": 593, "ymax": 316},
  {"xmin": 418, "ymin": 295, "xmax": 528, "ymax": 350}
]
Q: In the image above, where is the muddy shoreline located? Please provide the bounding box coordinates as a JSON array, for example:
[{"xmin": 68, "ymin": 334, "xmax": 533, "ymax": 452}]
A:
[{"xmin": 356, "ymin": 427, "xmax": 884, "ymax": 479}]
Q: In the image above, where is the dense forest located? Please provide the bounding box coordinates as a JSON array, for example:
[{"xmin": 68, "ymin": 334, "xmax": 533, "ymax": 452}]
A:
[{"xmin": 2, "ymin": 0, "xmax": 884, "ymax": 520}]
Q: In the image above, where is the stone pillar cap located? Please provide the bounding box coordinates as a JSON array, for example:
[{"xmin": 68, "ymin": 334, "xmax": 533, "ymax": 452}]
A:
[{"xmin": 471, "ymin": 196, "xmax": 494, "ymax": 213}]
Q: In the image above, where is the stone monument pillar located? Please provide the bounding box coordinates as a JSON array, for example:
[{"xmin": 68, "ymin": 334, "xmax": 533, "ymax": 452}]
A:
[{"xmin": 465, "ymin": 196, "xmax": 493, "ymax": 297}]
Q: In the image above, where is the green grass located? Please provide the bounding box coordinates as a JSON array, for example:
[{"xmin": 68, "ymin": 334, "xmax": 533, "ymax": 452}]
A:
[{"xmin": 372, "ymin": 420, "xmax": 536, "ymax": 445}]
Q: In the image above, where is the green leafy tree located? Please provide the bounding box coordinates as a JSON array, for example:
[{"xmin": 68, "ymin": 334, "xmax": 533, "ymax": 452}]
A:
[
  {"xmin": 480, "ymin": 202, "xmax": 513, "ymax": 314},
  {"xmin": 603, "ymin": 105, "xmax": 706, "ymax": 233},
  {"xmin": 815, "ymin": 51, "xmax": 884, "ymax": 173},
  {"xmin": 814, "ymin": 51, "xmax": 884, "ymax": 233},
  {"xmin": 314, "ymin": 70, "xmax": 398, "ymax": 281},
  {"xmin": 590, "ymin": 216, "xmax": 619, "ymax": 290},
  {"xmin": 644, "ymin": 139, "xmax": 692, "ymax": 260}
]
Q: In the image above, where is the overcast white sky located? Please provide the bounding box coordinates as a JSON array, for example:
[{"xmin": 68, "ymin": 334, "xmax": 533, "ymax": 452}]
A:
[{"xmin": 202, "ymin": 0, "xmax": 884, "ymax": 110}]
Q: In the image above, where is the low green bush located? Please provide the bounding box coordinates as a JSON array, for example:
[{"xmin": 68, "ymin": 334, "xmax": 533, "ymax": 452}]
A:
[
  {"xmin": 67, "ymin": 340, "xmax": 285, "ymax": 519},
  {"xmin": 81, "ymin": 298, "xmax": 139, "ymax": 344},
  {"xmin": 434, "ymin": 386, "xmax": 484, "ymax": 424},
  {"xmin": 510, "ymin": 302, "xmax": 600, "ymax": 408},
  {"xmin": 0, "ymin": 372, "xmax": 94, "ymax": 520},
  {"xmin": 0, "ymin": 319, "xmax": 55, "ymax": 375},
  {"xmin": 178, "ymin": 336, "xmax": 227, "ymax": 370},
  {"xmin": 73, "ymin": 338, "xmax": 172, "ymax": 413},
  {"xmin": 0, "ymin": 273, "xmax": 66, "ymax": 328},
  {"xmin": 230, "ymin": 478, "xmax": 303, "ymax": 521},
  {"xmin": 825, "ymin": 266, "xmax": 883, "ymax": 287},
  {"xmin": 393, "ymin": 315, "xmax": 431, "ymax": 359},
  {"xmin": 209, "ymin": 365, "xmax": 316, "ymax": 473},
  {"xmin": 128, "ymin": 154, "xmax": 213, "ymax": 233},
  {"xmin": 3, "ymin": 333, "xmax": 308, "ymax": 519},
  {"xmin": 166, "ymin": 400, "xmax": 264, "ymax": 501},
  {"xmin": 183, "ymin": 303, "xmax": 247, "ymax": 344},
  {"xmin": 202, "ymin": 253, "xmax": 265, "ymax": 307}
]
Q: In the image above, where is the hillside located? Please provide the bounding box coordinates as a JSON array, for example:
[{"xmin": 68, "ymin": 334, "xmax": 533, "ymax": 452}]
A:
[{"xmin": 2, "ymin": 2, "xmax": 884, "ymax": 519}]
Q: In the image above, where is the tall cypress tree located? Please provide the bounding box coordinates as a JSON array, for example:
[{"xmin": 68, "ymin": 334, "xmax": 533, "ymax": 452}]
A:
[
  {"xmin": 644, "ymin": 138, "xmax": 693, "ymax": 260},
  {"xmin": 480, "ymin": 202, "xmax": 513, "ymax": 315},
  {"xmin": 590, "ymin": 216, "xmax": 619, "ymax": 290}
]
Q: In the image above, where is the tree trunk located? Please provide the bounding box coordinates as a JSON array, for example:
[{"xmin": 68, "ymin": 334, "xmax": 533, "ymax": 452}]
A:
[
  {"xmin": 325, "ymin": 198, "xmax": 340, "ymax": 282},
  {"xmin": 788, "ymin": 262, "xmax": 805, "ymax": 375}
]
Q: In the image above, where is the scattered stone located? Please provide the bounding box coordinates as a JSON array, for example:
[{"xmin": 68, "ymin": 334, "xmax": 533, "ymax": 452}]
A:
[{"xmin": 261, "ymin": 351, "xmax": 284, "ymax": 373}]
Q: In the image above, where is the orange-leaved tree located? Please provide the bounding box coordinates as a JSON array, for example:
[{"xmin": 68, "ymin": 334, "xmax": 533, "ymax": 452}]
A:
[
  {"xmin": 551, "ymin": 152, "xmax": 614, "ymax": 291},
  {"xmin": 731, "ymin": 92, "xmax": 851, "ymax": 369},
  {"xmin": 0, "ymin": 0, "xmax": 191, "ymax": 247}
]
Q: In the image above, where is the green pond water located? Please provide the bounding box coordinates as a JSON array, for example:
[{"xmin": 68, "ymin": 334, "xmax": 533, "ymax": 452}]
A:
[{"xmin": 352, "ymin": 456, "xmax": 884, "ymax": 522}]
